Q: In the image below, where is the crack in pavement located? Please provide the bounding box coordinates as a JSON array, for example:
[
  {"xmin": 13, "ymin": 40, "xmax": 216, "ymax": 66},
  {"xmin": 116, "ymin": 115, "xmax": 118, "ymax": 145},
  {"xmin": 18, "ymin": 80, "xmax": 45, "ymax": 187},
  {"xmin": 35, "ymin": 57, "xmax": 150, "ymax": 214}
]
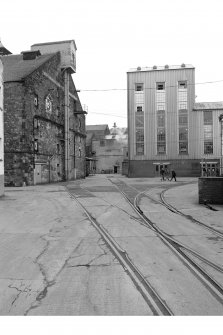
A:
[
  {"xmin": 8, "ymin": 282, "xmax": 32, "ymax": 312},
  {"xmin": 24, "ymin": 237, "xmax": 84, "ymax": 315}
]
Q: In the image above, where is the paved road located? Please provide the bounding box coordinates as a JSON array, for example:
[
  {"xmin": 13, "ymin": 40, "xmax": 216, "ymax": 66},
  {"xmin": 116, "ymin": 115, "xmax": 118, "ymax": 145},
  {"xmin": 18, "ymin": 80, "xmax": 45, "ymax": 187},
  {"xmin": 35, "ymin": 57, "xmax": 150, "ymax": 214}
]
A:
[
  {"xmin": 0, "ymin": 182, "xmax": 152, "ymax": 315},
  {"xmin": 0, "ymin": 175, "xmax": 222, "ymax": 315}
]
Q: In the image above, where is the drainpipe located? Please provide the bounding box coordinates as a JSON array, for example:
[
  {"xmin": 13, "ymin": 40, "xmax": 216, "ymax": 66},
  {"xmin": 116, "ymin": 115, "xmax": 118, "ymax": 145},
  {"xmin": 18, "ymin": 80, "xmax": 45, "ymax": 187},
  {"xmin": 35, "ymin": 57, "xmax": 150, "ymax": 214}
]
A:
[{"xmin": 64, "ymin": 70, "xmax": 70, "ymax": 181}]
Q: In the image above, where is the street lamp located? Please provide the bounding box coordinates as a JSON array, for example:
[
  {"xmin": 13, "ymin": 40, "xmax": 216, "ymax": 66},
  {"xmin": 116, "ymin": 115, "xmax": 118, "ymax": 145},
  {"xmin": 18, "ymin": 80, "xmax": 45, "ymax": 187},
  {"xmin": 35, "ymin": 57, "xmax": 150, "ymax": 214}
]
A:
[{"xmin": 219, "ymin": 114, "xmax": 223, "ymax": 176}]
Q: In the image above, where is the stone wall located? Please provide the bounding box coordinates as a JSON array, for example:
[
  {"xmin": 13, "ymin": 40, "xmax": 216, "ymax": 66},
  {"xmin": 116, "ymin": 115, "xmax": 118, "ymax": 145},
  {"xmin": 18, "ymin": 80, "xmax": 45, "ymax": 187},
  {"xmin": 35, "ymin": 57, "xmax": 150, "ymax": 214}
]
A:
[
  {"xmin": 198, "ymin": 177, "xmax": 223, "ymax": 204},
  {"xmin": 4, "ymin": 52, "xmax": 86, "ymax": 186}
]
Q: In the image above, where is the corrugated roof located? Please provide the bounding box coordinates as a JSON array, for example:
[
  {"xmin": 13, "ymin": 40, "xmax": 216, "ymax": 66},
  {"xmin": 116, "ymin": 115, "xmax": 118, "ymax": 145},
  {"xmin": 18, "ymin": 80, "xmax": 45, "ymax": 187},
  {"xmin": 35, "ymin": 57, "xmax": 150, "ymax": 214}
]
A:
[
  {"xmin": 193, "ymin": 102, "xmax": 223, "ymax": 110},
  {"xmin": 1, "ymin": 53, "xmax": 56, "ymax": 82},
  {"xmin": 86, "ymin": 124, "xmax": 109, "ymax": 131}
]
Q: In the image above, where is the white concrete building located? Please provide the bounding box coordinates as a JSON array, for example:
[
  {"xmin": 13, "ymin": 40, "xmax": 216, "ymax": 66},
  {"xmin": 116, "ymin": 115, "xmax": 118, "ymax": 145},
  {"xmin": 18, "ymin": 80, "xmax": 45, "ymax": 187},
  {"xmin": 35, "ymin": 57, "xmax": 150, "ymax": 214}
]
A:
[{"xmin": 127, "ymin": 64, "xmax": 223, "ymax": 177}]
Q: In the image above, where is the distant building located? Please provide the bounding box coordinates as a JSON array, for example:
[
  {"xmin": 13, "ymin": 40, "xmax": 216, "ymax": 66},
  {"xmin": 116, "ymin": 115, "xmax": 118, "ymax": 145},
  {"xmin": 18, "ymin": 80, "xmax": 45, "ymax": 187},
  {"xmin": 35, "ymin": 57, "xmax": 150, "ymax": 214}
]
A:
[
  {"xmin": 127, "ymin": 64, "xmax": 223, "ymax": 177},
  {"xmin": 86, "ymin": 123, "xmax": 128, "ymax": 174},
  {"xmin": 1, "ymin": 40, "xmax": 86, "ymax": 186},
  {"xmin": 0, "ymin": 58, "xmax": 4, "ymax": 195},
  {"xmin": 86, "ymin": 124, "xmax": 110, "ymax": 175}
]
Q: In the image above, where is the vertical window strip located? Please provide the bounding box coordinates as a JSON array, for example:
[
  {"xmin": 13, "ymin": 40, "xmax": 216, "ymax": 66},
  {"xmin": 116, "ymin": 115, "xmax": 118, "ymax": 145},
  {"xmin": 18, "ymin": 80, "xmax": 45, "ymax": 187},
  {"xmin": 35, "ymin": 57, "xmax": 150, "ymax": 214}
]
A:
[
  {"xmin": 178, "ymin": 82, "xmax": 188, "ymax": 154},
  {"xmin": 156, "ymin": 84, "xmax": 166, "ymax": 155},
  {"xmin": 135, "ymin": 83, "xmax": 144, "ymax": 155},
  {"xmin": 203, "ymin": 111, "xmax": 213, "ymax": 154}
]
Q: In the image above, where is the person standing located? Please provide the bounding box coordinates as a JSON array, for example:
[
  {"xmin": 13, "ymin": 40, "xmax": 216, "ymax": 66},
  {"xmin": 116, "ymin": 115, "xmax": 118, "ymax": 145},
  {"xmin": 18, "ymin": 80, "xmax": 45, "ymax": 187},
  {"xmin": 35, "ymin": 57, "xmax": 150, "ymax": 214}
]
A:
[
  {"xmin": 170, "ymin": 170, "xmax": 177, "ymax": 181},
  {"xmin": 160, "ymin": 167, "xmax": 165, "ymax": 181}
]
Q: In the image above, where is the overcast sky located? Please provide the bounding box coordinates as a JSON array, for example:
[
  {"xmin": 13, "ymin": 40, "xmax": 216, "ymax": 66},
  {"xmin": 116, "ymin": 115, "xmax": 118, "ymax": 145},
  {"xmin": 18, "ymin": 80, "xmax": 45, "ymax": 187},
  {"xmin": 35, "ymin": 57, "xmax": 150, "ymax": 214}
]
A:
[{"xmin": 1, "ymin": 0, "xmax": 223, "ymax": 129}]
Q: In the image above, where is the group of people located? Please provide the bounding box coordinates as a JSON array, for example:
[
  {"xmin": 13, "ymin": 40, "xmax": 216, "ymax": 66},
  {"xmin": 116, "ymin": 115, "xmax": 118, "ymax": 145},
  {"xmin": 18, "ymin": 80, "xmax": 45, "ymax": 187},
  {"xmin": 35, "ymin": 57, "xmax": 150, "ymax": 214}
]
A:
[{"xmin": 160, "ymin": 168, "xmax": 176, "ymax": 181}]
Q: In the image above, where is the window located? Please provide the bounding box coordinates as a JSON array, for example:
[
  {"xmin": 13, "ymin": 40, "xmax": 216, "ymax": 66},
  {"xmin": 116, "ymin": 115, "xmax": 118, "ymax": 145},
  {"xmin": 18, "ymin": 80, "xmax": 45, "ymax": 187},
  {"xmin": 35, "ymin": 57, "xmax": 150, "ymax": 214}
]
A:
[
  {"xmin": 136, "ymin": 129, "xmax": 144, "ymax": 142},
  {"xmin": 204, "ymin": 142, "xmax": 213, "ymax": 154},
  {"xmin": 203, "ymin": 111, "xmax": 213, "ymax": 154},
  {"xmin": 100, "ymin": 140, "xmax": 105, "ymax": 146},
  {"xmin": 34, "ymin": 118, "xmax": 40, "ymax": 129},
  {"xmin": 204, "ymin": 111, "xmax": 212, "ymax": 125},
  {"xmin": 179, "ymin": 127, "xmax": 188, "ymax": 141},
  {"xmin": 179, "ymin": 115, "xmax": 188, "ymax": 125},
  {"xmin": 178, "ymin": 81, "xmax": 187, "ymax": 89},
  {"xmin": 179, "ymin": 102, "xmax": 187, "ymax": 110},
  {"xmin": 45, "ymin": 95, "xmax": 52, "ymax": 113},
  {"xmin": 157, "ymin": 144, "xmax": 166, "ymax": 154},
  {"xmin": 34, "ymin": 139, "xmax": 38, "ymax": 152},
  {"xmin": 34, "ymin": 95, "xmax": 38, "ymax": 107},
  {"xmin": 157, "ymin": 103, "xmax": 165, "ymax": 110},
  {"xmin": 136, "ymin": 106, "xmax": 143, "ymax": 112},
  {"xmin": 157, "ymin": 111, "xmax": 165, "ymax": 127},
  {"xmin": 156, "ymin": 83, "xmax": 165, "ymax": 90},
  {"xmin": 79, "ymin": 147, "xmax": 81, "ymax": 157},
  {"xmin": 136, "ymin": 143, "xmax": 144, "ymax": 155},
  {"xmin": 157, "ymin": 129, "xmax": 165, "ymax": 141},
  {"xmin": 135, "ymin": 84, "xmax": 143, "ymax": 91},
  {"xmin": 135, "ymin": 114, "xmax": 144, "ymax": 127},
  {"xmin": 179, "ymin": 142, "xmax": 188, "ymax": 153}
]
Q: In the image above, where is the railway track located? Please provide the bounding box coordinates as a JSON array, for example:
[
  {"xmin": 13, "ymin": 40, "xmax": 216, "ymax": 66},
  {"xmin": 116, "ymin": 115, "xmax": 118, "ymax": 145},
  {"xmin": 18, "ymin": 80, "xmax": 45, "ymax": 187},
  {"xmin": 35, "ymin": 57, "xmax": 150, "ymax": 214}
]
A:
[
  {"xmin": 66, "ymin": 186, "xmax": 173, "ymax": 316},
  {"xmin": 108, "ymin": 178, "xmax": 223, "ymax": 301},
  {"xmin": 66, "ymin": 179, "xmax": 223, "ymax": 314}
]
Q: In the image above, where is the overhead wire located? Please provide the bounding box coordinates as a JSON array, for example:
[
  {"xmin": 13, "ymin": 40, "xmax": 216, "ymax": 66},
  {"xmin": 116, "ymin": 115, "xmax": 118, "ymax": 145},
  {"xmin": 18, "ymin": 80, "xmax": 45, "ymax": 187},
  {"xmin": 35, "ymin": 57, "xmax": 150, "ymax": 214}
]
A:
[{"xmin": 78, "ymin": 79, "xmax": 223, "ymax": 92}]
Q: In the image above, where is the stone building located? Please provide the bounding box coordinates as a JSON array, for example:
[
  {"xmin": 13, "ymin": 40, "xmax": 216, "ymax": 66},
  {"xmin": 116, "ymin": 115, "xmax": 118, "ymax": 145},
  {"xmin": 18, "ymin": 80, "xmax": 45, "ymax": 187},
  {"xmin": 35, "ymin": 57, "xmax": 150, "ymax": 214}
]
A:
[
  {"xmin": 0, "ymin": 58, "xmax": 4, "ymax": 195},
  {"xmin": 1, "ymin": 40, "xmax": 86, "ymax": 186},
  {"xmin": 86, "ymin": 123, "xmax": 127, "ymax": 174}
]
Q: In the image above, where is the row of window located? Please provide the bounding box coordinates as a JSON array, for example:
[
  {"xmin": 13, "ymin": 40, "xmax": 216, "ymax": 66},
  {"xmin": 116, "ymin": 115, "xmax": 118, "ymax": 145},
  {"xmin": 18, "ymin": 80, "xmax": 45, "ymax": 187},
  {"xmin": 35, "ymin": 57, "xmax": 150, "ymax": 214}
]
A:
[
  {"xmin": 135, "ymin": 81, "xmax": 187, "ymax": 92},
  {"xmin": 34, "ymin": 140, "xmax": 83, "ymax": 157},
  {"xmin": 134, "ymin": 82, "xmax": 215, "ymax": 156}
]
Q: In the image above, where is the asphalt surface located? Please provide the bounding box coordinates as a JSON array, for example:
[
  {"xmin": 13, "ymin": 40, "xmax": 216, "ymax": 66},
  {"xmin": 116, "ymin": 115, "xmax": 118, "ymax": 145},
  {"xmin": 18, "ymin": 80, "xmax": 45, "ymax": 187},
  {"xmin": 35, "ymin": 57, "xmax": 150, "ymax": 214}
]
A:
[{"xmin": 0, "ymin": 174, "xmax": 222, "ymax": 315}]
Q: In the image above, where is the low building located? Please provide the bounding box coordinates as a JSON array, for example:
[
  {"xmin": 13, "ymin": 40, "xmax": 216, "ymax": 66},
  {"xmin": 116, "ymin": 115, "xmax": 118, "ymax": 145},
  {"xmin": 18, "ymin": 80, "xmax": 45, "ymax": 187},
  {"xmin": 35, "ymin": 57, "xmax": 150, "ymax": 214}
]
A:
[
  {"xmin": 0, "ymin": 58, "xmax": 4, "ymax": 195},
  {"xmin": 1, "ymin": 40, "xmax": 86, "ymax": 186}
]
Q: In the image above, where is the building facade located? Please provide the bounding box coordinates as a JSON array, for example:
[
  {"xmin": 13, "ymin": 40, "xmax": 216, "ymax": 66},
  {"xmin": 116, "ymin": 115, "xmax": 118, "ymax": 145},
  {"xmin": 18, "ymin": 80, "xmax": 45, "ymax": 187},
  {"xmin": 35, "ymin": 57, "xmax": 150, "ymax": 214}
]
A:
[
  {"xmin": 86, "ymin": 123, "xmax": 127, "ymax": 174},
  {"xmin": 1, "ymin": 40, "xmax": 86, "ymax": 186},
  {"xmin": 0, "ymin": 59, "xmax": 4, "ymax": 195},
  {"xmin": 127, "ymin": 64, "xmax": 223, "ymax": 177}
]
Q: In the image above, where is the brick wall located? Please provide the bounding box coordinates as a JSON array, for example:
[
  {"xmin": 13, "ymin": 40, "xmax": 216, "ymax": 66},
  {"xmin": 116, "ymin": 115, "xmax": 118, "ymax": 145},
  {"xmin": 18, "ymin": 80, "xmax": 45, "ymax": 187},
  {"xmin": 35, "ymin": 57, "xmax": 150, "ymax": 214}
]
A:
[{"xmin": 198, "ymin": 177, "xmax": 223, "ymax": 204}]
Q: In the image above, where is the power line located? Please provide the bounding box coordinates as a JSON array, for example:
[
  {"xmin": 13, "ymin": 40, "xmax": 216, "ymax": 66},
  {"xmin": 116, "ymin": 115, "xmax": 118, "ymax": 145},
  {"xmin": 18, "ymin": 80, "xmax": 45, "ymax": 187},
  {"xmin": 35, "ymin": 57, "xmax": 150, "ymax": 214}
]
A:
[
  {"xmin": 79, "ymin": 79, "xmax": 223, "ymax": 92},
  {"xmin": 89, "ymin": 111, "xmax": 127, "ymax": 118}
]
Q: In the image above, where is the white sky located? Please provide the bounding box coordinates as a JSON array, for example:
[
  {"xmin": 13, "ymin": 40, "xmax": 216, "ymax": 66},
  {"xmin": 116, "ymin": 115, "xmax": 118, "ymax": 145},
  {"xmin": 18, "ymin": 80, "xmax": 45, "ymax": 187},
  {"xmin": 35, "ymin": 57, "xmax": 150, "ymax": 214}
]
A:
[{"xmin": 1, "ymin": 0, "xmax": 223, "ymax": 129}]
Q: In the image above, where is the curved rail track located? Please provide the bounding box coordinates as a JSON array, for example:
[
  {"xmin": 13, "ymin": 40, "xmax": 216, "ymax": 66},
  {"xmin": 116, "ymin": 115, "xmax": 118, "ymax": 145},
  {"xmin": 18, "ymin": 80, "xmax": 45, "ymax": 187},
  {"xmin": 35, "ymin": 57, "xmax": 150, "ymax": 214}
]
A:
[
  {"xmin": 66, "ymin": 178, "xmax": 223, "ymax": 314},
  {"xmin": 107, "ymin": 178, "xmax": 223, "ymax": 298}
]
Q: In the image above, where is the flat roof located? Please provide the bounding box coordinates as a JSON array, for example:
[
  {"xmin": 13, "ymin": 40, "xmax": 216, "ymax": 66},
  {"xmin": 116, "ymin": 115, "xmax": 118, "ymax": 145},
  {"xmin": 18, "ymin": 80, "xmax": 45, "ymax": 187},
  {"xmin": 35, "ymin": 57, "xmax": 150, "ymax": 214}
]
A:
[
  {"xmin": 31, "ymin": 40, "xmax": 77, "ymax": 49},
  {"xmin": 127, "ymin": 64, "xmax": 195, "ymax": 73},
  {"xmin": 193, "ymin": 102, "xmax": 223, "ymax": 110}
]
